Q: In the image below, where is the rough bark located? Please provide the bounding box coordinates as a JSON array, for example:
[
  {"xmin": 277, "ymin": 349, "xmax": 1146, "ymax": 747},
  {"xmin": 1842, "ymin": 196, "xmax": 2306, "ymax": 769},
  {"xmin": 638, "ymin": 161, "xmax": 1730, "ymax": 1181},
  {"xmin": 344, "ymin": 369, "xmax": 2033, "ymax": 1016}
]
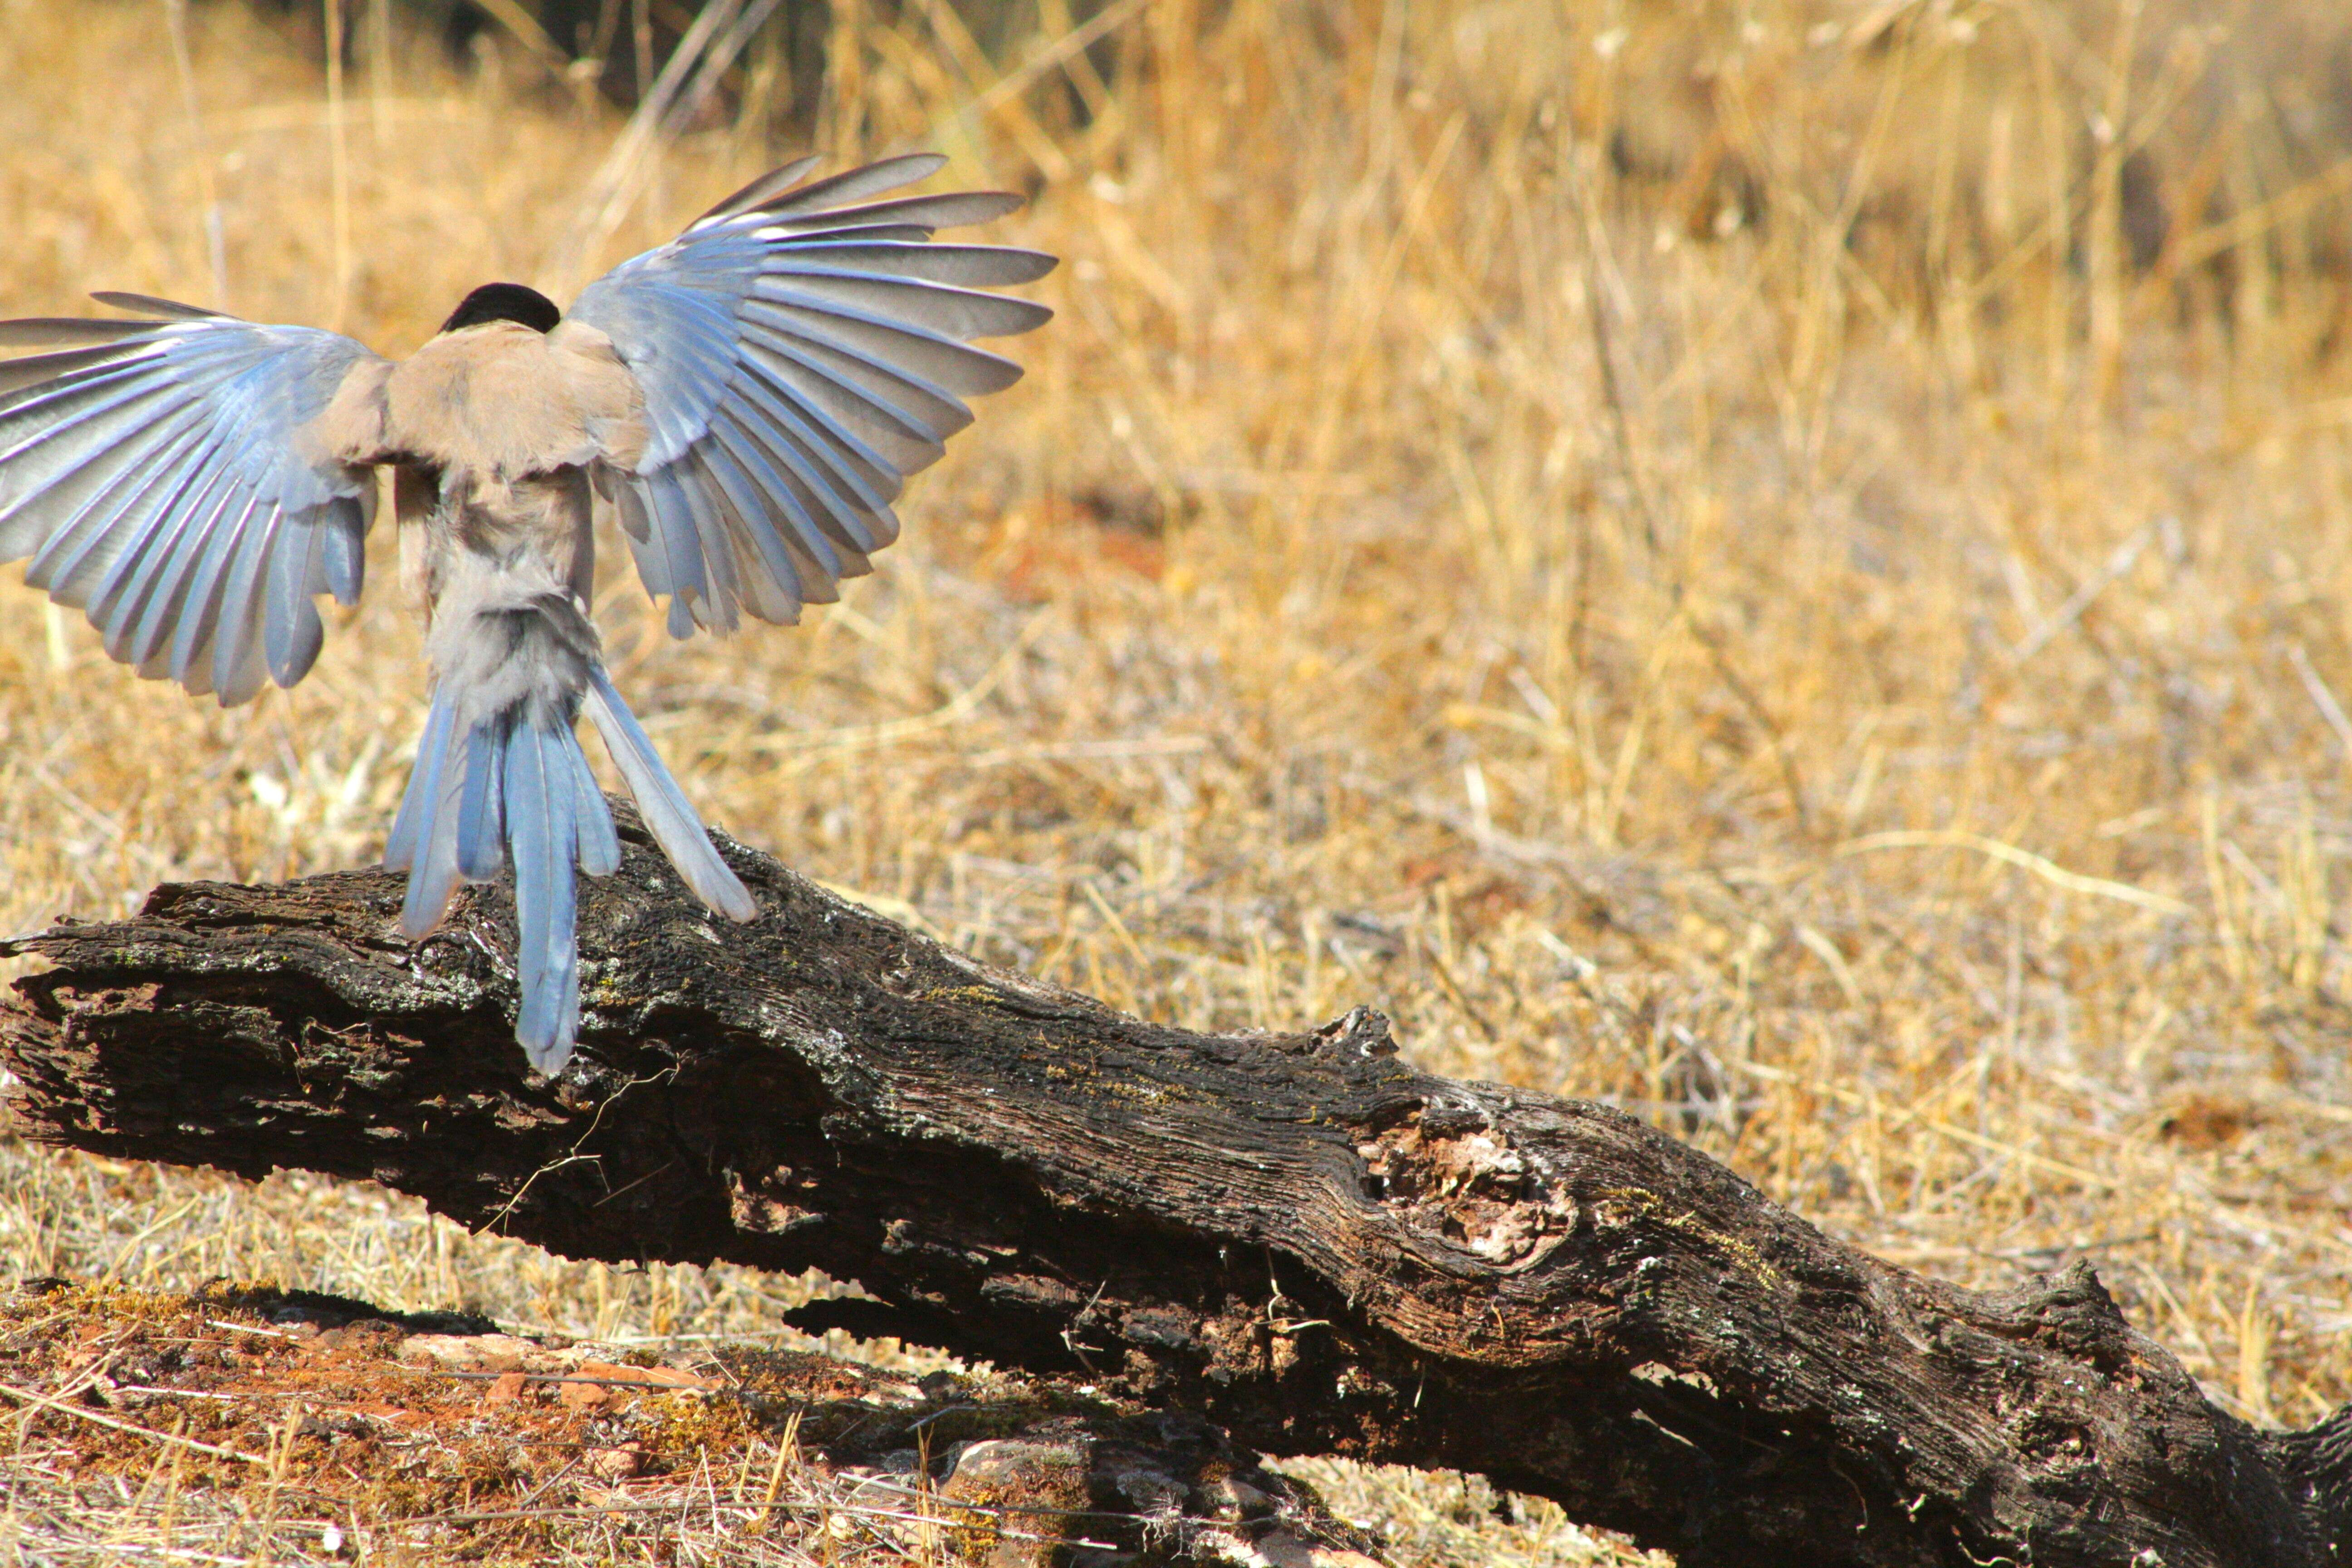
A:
[{"xmin": 0, "ymin": 813, "xmax": 2345, "ymax": 1568}]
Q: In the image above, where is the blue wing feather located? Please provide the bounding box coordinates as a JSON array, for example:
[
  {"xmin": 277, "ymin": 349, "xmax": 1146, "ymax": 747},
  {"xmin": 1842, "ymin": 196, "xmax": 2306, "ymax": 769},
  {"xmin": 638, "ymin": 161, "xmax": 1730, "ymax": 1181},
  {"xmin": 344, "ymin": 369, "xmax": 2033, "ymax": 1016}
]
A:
[
  {"xmin": 724, "ymin": 372, "xmax": 896, "ymax": 554},
  {"xmin": 738, "ymin": 295, "xmax": 1026, "ymax": 397},
  {"xmin": 562, "ymin": 156, "xmax": 1053, "ymax": 638},
  {"xmin": 737, "ymin": 328, "xmax": 961, "ymax": 453},
  {"xmin": 112, "ymin": 465, "xmax": 240, "ymax": 665},
  {"xmin": 25, "ymin": 407, "xmax": 215, "ymax": 596},
  {"xmin": 692, "ymin": 434, "xmax": 828, "ymax": 601},
  {"xmin": 0, "ymin": 307, "xmax": 380, "ymax": 704},
  {"xmin": 730, "ymin": 352, "xmax": 906, "ymax": 507}
]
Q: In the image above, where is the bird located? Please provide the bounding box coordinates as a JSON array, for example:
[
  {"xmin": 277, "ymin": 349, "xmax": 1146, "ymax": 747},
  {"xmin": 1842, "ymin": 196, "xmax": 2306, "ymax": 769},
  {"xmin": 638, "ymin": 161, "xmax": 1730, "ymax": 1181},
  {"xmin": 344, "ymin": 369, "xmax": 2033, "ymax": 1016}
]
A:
[{"xmin": 0, "ymin": 153, "xmax": 1055, "ymax": 1072}]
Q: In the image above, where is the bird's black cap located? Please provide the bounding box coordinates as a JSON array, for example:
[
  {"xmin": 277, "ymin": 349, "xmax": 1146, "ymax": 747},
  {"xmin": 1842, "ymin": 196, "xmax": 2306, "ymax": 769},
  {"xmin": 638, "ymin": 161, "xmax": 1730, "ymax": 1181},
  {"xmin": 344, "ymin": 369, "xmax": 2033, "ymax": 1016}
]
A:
[{"xmin": 440, "ymin": 282, "xmax": 562, "ymax": 335}]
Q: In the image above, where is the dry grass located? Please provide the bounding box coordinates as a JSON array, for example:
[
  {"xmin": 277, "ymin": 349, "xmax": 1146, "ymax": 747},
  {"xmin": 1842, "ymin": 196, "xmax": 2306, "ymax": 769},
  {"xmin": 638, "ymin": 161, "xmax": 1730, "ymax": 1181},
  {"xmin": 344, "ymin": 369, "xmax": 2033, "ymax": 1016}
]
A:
[
  {"xmin": 4, "ymin": 0, "xmax": 2352, "ymax": 1561},
  {"xmin": 0, "ymin": 1279, "xmax": 1396, "ymax": 1567}
]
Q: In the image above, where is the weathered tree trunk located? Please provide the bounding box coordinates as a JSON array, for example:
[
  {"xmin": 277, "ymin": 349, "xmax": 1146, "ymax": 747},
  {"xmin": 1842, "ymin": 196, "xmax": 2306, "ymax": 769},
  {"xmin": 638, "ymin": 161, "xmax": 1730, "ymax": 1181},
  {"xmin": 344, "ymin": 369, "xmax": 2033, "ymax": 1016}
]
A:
[{"xmin": 1, "ymin": 812, "xmax": 2345, "ymax": 1568}]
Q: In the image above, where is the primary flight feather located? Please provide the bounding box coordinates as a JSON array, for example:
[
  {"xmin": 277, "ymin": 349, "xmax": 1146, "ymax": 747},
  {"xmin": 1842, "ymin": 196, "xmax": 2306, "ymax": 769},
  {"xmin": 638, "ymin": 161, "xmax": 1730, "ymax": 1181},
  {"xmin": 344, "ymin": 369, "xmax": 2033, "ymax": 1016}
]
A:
[{"xmin": 0, "ymin": 153, "xmax": 1055, "ymax": 1070}]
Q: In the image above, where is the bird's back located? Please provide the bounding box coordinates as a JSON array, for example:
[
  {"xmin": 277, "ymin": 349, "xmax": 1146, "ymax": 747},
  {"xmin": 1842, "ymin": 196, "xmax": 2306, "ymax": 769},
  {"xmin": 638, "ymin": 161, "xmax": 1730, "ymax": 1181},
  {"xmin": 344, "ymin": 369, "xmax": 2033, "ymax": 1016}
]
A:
[
  {"xmin": 335, "ymin": 318, "xmax": 647, "ymax": 609},
  {"xmin": 374, "ymin": 319, "xmax": 644, "ymax": 483}
]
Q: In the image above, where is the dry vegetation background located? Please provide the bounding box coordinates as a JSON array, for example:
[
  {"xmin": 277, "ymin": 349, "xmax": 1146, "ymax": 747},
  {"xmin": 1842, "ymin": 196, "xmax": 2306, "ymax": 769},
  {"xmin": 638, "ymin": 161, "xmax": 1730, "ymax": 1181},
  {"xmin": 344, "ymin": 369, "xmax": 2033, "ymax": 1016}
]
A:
[{"xmin": 3, "ymin": 0, "xmax": 2352, "ymax": 1560}]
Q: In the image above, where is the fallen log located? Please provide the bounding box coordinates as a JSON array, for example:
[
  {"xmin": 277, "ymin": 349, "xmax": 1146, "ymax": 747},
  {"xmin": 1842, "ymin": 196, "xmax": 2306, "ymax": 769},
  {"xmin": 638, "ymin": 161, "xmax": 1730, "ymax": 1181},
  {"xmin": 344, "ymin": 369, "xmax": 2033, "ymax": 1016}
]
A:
[{"xmin": 0, "ymin": 812, "xmax": 2344, "ymax": 1568}]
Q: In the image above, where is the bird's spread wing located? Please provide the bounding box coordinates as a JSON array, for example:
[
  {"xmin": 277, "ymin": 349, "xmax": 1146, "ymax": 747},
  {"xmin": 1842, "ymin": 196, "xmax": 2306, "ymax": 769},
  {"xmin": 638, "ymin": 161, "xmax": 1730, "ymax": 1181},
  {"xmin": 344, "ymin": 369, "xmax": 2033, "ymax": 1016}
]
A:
[
  {"xmin": 561, "ymin": 153, "xmax": 1055, "ymax": 637},
  {"xmin": 0, "ymin": 296, "xmax": 384, "ymax": 704}
]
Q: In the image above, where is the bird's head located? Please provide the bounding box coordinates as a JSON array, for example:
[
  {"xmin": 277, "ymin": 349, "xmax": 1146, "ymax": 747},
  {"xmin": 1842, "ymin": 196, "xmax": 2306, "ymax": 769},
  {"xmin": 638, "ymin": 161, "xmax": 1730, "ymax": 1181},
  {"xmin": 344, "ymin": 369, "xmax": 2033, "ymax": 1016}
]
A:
[{"xmin": 439, "ymin": 283, "xmax": 561, "ymax": 335}]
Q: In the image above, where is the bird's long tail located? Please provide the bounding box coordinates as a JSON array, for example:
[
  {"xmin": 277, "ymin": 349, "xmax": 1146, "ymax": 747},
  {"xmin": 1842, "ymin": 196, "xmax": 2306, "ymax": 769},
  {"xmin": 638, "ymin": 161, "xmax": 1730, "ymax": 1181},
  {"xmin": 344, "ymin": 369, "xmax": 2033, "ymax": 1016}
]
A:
[
  {"xmin": 385, "ymin": 683, "xmax": 612, "ymax": 1068},
  {"xmin": 583, "ymin": 667, "xmax": 757, "ymax": 925},
  {"xmin": 386, "ymin": 586, "xmax": 754, "ymax": 1072}
]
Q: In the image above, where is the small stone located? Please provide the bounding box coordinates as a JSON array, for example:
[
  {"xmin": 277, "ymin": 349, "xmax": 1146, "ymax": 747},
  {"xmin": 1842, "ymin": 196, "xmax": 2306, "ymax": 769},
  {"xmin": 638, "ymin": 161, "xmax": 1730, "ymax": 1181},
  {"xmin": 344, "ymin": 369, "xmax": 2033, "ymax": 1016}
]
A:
[
  {"xmin": 314, "ymin": 1319, "xmax": 406, "ymax": 1353},
  {"xmin": 585, "ymin": 1443, "xmax": 643, "ymax": 1482},
  {"xmin": 484, "ymin": 1371, "xmax": 528, "ymax": 1404},
  {"xmin": 941, "ymin": 1439, "xmax": 1093, "ymax": 1568},
  {"xmin": 557, "ymin": 1377, "xmax": 612, "ymax": 1412}
]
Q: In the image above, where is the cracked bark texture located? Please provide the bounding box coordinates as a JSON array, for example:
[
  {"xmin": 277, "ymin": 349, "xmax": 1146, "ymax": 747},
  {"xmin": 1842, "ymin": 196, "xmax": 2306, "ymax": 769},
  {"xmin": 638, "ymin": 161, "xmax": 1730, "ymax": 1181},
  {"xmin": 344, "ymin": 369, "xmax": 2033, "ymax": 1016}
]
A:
[{"xmin": 1, "ymin": 813, "xmax": 2347, "ymax": 1568}]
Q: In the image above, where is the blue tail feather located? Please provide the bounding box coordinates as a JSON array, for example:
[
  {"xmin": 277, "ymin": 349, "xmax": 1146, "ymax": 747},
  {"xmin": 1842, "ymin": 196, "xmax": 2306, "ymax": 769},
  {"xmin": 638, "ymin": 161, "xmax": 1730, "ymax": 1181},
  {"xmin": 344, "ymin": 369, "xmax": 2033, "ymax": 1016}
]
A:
[
  {"xmin": 505, "ymin": 723, "xmax": 581, "ymax": 1071},
  {"xmin": 387, "ymin": 684, "xmax": 626, "ymax": 1073},
  {"xmin": 394, "ymin": 686, "xmax": 465, "ymax": 943},
  {"xmin": 569, "ymin": 742, "xmax": 622, "ymax": 876},
  {"xmin": 389, "ymin": 662, "xmax": 748, "ymax": 1073},
  {"xmin": 456, "ymin": 717, "xmax": 507, "ymax": 881},
  {"xmin": 385, "ymin": 691, "xmax": 455, "ymax": 872},
  {"xmin": 583, "ymin": 669, "xmax": 755, "ymax": 920}
]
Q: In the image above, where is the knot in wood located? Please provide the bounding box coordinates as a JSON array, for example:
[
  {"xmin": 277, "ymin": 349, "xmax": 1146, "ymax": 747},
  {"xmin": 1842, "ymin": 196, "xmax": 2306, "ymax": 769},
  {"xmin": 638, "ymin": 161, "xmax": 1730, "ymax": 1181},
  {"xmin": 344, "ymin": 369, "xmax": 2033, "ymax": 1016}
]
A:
[
  {"xmin": 1357, "ymin": 1103, "xmax": 1574, "ymax": 1266},
  {"xmin": 1981, "ymin": 1258, "xmax": 2139, "ymax": 1363}
]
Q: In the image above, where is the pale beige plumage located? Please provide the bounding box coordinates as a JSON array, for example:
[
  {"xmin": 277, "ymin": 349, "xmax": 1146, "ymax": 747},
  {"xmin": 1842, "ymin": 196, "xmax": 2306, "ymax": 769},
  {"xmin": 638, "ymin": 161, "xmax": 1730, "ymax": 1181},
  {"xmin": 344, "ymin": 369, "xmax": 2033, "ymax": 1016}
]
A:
[{"xmin": 326, "ymin": 320, "xmax": 644, "ymax": 609}]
